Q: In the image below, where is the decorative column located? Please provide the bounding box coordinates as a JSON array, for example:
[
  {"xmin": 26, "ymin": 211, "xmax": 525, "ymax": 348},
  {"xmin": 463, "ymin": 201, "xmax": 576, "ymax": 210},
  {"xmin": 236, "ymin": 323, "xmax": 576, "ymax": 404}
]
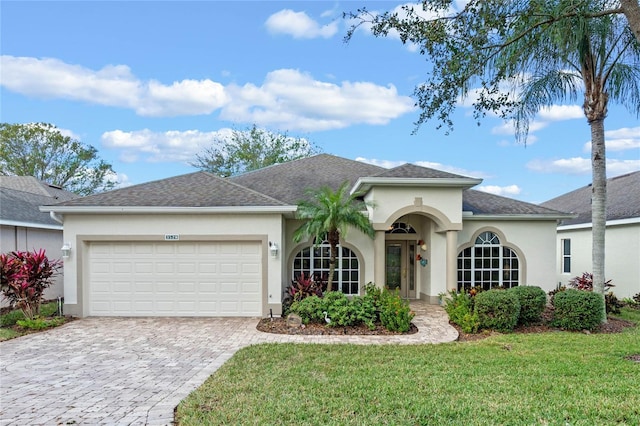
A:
[
  {"xmin": 446, "ymin": 230, "xmax": 458, "ymax": 292},
  {"xmin": 374, "ymin": 230, "xmax": 386, "ymax": 288}
]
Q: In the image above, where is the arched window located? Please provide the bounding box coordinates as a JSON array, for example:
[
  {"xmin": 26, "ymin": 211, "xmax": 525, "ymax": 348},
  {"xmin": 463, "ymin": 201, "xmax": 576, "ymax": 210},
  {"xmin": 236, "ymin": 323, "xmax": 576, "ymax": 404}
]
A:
[
  {"xmin": 457, "ymin": 231, "xmax": 519, "ymax": 291},
  {"xmin": 386, "ymin": 222, "xmax": 417, "ymax": 234},
  {"xmin": 292, "ymin": 240, "xmax": 360, "ymax": 295}
]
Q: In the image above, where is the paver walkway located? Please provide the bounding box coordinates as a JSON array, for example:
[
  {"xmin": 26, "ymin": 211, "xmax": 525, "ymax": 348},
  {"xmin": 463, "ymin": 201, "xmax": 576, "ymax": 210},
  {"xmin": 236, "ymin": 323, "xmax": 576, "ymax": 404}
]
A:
[{"xmin": 0, "ymin": 301, "xmax": 457, "ymax": 425}]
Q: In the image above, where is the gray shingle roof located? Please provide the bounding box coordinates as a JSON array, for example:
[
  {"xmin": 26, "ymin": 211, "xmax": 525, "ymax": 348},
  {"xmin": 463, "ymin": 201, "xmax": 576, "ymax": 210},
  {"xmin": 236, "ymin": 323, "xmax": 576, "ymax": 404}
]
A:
[
  {"xmin": 0, "ymin": 176, "xmax": 78, "ymax": 227},
  {"xmin": 541, "ymin": 171, "xmax": 640, "ymax": 225},
  {"xmin": 41, "ymin": 154, "xmax": 576, "ymax": 219},
  {"xmin": 51, "ymin": 171, "xmax": 287, "ymax": 207},
  {"xmin": 375, "ymin": 163, "xmax": 469, "ymax": 179},
  {"xmin": 230, "ymin": 154, "xmax": 386, "ymax": 204},
  {"xmin": 463, "ymin": 189, "xmax": 568, "ymax": 216}
]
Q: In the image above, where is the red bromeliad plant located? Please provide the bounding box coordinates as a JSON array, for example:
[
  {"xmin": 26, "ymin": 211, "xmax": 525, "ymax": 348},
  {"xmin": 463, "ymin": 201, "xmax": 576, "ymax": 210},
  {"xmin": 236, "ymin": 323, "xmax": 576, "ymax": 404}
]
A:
[
  {"xmin": 288, "ymin": 272, "xmax": 324, "ymax": 301},
  {"xmin": 568, "ymin": 272, "xmax": 614, "ymax": 292},
  {"xmin": 0, "ymin": 249, "xmax": 62, "ymax": 319}
]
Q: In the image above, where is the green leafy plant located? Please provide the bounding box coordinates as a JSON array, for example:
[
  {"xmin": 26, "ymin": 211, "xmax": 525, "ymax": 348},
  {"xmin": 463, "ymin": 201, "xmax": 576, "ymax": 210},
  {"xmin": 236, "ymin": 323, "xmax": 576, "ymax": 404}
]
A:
[
  {"xmin": 288, "ymin": 295, "xmax": 325, "ymax": 325},
  {"xmin": 604, "ymin": 291, "xmax": 622, "ymax": 315},
  {"xmin": 16, "ymin": 316, "xmax": 65, "ymax": 330},
  {"xmin": 508, "ymin": 286, "xmax": 547, "ymax": 325},
  {"xmin": 282, "ymin": 273, "xmax": 325, "ymax": 315},
  {"xmin": 378, "ymin": 288, "xmax": 414, "ymax": 333},
  {"xmin": 474, "ymin": 289, "xmax": 521, "ymax": 332},
  {"xmin": 0, "ymin": 249, "xmax": 62, "ymax": 320},
  {"xmin": 442, "ymin": 290, "xmax": 479, "ymax": 333},
  {"xmin": 552, "ymin": 289, "xmax": 604, "ymax": 331}
]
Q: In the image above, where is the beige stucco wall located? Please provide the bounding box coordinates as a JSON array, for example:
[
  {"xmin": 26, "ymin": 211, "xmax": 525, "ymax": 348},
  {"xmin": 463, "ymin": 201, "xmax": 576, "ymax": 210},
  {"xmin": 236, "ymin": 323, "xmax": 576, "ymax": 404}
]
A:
[
  {"xmin": 60, "ymin": 213, "xmax": 285, "ymax": 316},
  {"xmin": 0, "ymin": 225, "xmax": 65, "ymax": 307},
  {"xmin": 458, "ymin": 219, "xmax": 559, "ymax": 292},
  {"xmin": 556, "ymin": 222, "xmax": 640, "ymax": 299},
  {"xmin": 365, "ymin": 187, "xmax": 463, "ymax": 230}
]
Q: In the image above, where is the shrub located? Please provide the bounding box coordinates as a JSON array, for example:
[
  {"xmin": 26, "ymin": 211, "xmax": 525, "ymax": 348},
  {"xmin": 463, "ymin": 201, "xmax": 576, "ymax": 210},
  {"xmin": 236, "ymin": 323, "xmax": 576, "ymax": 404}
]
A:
[
  {"xmin": 508, "ymin": 286, "xmax": 547, "ymax": 325},
  {"xmin": 350, "ymin": 294, "xmax": 377, "ymax": 330},
  {"xmin": 604, "ymin": 292, "xmax": 622, "ymax": 315},
  {"xmin": 282, "ymin": 273, "xmax": 324, "ymax": 315},
  {"xmin": 552, "ymin": 289, "xmax": 604, "ymax": 331},
  {"xmin": 378, "ymin": 288, "xmax": 414, "ymax": 332},
  {"xmin": 443, "ymin": 290, "xmax": 479, "ymax": 333},
  {"xmin": 288, "ymin": 295, "xmax": 324, "ymax": 324},
  {"xmin": 0, "ymin": 250, "xmax": 62, "ymax": 320},
  {"xmin": 474, "ymin": 289, "xmax": 520, "ymax": 332},
  {"xmin": 323, "ymin": 291, "xmax": 356, "ymax": 327}
]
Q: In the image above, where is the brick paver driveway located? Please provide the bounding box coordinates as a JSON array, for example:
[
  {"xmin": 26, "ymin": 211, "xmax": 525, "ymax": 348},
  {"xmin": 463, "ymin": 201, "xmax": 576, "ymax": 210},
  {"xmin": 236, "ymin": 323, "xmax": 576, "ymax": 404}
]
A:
[{"xmin": 0, "ymin": 302, "xmax": 456, "ymax": 425}]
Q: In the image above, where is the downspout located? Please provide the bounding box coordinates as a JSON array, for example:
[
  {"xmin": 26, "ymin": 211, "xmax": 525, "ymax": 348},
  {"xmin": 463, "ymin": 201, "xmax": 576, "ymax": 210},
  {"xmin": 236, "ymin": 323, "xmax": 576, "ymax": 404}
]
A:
[{"xmin": 50, "ymin": 211, "xmax": 64, "ymax": 224}]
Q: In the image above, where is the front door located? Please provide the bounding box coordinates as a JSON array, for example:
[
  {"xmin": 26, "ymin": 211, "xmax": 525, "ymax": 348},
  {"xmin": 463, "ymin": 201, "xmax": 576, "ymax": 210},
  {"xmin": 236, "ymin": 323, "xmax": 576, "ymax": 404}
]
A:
[{"xmin": 385, "ymin": 241, "xmax": 416, "ymax": 299}]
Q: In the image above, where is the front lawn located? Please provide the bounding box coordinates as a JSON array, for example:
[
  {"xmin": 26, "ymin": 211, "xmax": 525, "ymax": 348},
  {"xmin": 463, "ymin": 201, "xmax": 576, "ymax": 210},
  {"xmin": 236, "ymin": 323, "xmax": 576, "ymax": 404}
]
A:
[{"xmin": 177, "ymin": 308, "xmax": 640, "ymax": 425}]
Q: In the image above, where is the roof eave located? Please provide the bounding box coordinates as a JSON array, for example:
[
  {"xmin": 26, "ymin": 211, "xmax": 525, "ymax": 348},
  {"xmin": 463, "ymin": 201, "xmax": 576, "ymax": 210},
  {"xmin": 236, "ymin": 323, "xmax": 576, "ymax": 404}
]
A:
[
  {"xmin": 351, "ymin": 177, "xmax": 483, "ymax": 194},
  {"xmin": 0, "ymin": 219, "xmax": 63, "ymax": 230},
  {"xmin": 39, "ymin": 205, "xmax": 298, "ymax": 214},
  {"xmin": 463, "ymin": 213, "xmax": 577, "ymax": 221}
]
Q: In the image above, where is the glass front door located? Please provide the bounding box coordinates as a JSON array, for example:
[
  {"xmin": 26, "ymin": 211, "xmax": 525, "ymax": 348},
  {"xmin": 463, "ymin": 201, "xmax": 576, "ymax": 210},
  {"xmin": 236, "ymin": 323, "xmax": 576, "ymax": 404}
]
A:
[{"xmin": 385, "ymin": 241, "xmax": 416, "ymax": 298}]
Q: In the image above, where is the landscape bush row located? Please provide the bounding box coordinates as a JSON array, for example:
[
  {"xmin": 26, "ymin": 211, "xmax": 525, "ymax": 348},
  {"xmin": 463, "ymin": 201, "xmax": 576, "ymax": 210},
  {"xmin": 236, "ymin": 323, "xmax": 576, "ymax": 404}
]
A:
[
  {"xmin": 445, "ymin": 272, "xmax": 640, "ymax": 333},
  {"xmin": 286, "ymin": 281, "xmax": 415, "ymax": 332}
]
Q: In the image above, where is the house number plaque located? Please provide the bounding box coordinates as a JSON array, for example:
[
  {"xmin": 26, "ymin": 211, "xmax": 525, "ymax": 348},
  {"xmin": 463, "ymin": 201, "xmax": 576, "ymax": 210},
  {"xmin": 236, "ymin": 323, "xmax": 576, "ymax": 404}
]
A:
[{"xmin": 164, "ymin": 234, "xmax": 180, "ymax": 241}]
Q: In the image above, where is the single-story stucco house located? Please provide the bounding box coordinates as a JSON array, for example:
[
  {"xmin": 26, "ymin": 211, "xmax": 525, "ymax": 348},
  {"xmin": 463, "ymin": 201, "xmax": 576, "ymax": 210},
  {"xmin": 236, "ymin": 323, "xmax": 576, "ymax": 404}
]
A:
[
  {"xmin": 1, "ymin": 176, "xmax": 78, "ymax": 306},
  {"xmin": 542, "ymin": 170, "xmax": 640, "ymax": 299},
  {"xmin": 41, "ymin": 154, "xmax": 572, "ymax": 318}
]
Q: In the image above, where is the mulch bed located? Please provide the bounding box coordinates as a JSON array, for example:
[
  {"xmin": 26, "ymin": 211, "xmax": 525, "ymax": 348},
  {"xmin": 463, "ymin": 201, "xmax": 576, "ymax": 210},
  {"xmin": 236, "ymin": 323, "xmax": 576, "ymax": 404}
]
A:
[
  {"xmin": 257, "ymin": 318, "xmax": 418, "ymax": 335},
  {"xmin": 258, "ymin": 306, "xmax": 636, "ymax": 340}
]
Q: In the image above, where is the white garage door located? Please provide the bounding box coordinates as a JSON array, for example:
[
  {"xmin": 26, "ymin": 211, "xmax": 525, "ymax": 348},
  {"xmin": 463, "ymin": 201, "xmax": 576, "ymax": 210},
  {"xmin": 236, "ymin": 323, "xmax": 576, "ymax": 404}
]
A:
[{"xmin": 88, "ymin": 241, "xmax": 262, "ymax": 317}]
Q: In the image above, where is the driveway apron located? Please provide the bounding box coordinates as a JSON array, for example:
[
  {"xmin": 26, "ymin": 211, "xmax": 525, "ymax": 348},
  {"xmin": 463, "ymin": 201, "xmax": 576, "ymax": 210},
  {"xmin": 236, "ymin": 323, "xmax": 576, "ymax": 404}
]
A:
[{"xmin": 0, "ymin": 302, "xmax": 457, "ymax": 425}]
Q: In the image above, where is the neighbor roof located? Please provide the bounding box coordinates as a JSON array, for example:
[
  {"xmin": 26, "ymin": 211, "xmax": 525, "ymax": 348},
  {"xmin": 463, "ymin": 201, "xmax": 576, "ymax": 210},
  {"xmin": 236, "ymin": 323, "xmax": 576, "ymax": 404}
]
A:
[
  {"xmin": 541, "ymin": 171, "xmax": 640, "ymax": 225},
  {"xmin": 0, "ymin": 176, "xmax": 78, "ymax": 227}
]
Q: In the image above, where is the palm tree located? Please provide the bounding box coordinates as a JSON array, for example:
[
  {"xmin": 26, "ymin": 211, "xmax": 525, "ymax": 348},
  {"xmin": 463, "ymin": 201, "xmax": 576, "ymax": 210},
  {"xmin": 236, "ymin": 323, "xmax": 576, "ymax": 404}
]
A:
[
  {"xmin": 293, "ymin": 182, "xmax": 375, "ymax": 293},
  {"xmin": 508, "ymin": 4, "xmax": 640, "ymax": 322}
]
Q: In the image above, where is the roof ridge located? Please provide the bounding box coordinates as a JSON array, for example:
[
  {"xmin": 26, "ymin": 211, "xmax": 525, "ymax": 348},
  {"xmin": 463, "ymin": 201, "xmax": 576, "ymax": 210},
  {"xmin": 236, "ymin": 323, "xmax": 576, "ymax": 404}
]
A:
[{"xmin": 201, "ymin": 171, "xmax": 289, "ymax": 205}]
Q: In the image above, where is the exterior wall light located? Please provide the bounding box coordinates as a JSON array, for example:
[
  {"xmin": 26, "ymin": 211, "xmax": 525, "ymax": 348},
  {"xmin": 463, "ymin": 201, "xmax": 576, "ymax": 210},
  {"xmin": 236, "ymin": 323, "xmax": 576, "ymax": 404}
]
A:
[
  {"xmin": 61, "ymin": 242, "xmax": 72, "ymax": 259},
  {"xmin": 269, "ymin": 241, "xmax": 278, "ymax": 258}
]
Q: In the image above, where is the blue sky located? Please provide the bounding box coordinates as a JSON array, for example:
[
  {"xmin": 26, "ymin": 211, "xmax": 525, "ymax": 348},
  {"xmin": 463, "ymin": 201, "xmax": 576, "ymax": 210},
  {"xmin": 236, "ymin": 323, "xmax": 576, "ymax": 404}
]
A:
[{"xmin": 1, "ymin": 1, "xmax": 638, "ymax": 203}]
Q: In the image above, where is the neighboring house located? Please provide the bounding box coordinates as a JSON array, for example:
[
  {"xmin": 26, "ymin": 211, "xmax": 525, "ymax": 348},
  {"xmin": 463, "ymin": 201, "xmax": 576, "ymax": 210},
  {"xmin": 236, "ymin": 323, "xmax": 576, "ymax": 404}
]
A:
[
  {"xmin": 541, "ymin": 171, "xmax": 640, "ymax": 299},
  {"xmin": 41, "ymin": 154, "xmax": 571, "ymax": 318},
  {"xmin": 1, "ymin": 176, "xmax": 78, "ymax": 305}
]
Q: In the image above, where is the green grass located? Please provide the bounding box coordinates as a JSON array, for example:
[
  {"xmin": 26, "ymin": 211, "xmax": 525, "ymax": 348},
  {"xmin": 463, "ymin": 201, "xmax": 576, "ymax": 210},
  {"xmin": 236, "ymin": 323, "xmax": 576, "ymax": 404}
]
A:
[
  {"xmin": 177, "ymin": 307, "xmax": 640, "ymax": 425},
  {"xmin": 0, "ymin": 302, "xmax": 64, "ymax": 341}
]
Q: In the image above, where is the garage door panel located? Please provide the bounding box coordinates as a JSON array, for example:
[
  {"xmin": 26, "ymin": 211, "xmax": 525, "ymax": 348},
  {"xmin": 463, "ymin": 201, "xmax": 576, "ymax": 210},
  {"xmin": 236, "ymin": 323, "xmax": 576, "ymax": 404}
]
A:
[{"xmin": 89, "ymin": 241, "xmax": 262, "ymax": 316}]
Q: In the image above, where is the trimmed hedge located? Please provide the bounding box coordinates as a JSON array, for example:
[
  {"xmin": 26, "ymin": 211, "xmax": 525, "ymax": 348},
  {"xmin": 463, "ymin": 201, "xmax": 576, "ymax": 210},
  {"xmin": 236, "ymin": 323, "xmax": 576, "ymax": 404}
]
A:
[
  {"xmin": 474, "ymin": 289, "xmax": 520, "ymax": 332},
  {"xmin": 508, "ymin": 286, "xmax": 547, "ymax": 325},
  {"xmin": 552, "ymin": 289, "xmax": 604, "ymax": 331}
]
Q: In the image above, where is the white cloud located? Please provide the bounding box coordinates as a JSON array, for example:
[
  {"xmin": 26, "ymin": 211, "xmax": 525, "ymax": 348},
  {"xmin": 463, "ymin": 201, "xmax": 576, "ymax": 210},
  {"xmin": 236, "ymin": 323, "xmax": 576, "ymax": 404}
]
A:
[
  {"xmin": 537, "ymin": 105, "xmax": 584, "ymax": 121},
  {"xmin": 101, "ymin": 129, "xmax": 232, "ymax": 163},
  {"xmin": 1, "ymin": 55, "xmax": 414, "ymax": 132},
  {"xmin": 583, "ymin": 126, "xmax": 640, "ymax": 152},
  {"xmin": 355, "ymin": 157, "xmax": 485, "ymax": 178},
  {"xmin": 0, "ymin": 56, "xmax": 228, "ymax": 117},
  {"xmin": 476, "ymin": 185, "xmax": 521, "ymax": 196},
  {"xmin": 527, "ymin": 157, "xmax": 640, "ymax": 176},
  {"xmin": 265, "ymin": 9, "xmax": 338, "ymax": 39},
  {"xmin": 222, "ymin": 69, "xmax": 415, "ymax": 131}
]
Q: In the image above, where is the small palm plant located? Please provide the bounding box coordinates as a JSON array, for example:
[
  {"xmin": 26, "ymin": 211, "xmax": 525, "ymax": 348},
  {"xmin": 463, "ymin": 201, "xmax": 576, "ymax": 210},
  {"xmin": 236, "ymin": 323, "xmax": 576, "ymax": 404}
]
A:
[{"xmin": 293, "ymin": 181, "xmax": 375, "ymax": 293}]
